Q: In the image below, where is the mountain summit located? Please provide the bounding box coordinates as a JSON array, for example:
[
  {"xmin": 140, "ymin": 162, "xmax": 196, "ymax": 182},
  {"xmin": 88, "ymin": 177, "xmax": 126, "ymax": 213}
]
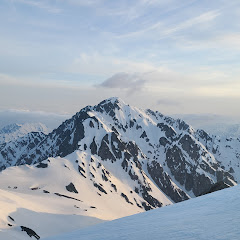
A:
[
  {"xmin": 0, "ymin": 97, "xmax": 239, "ymax": 239},
  {"xmin": 0, "ymin": 97, "xmax": 238, "ymax": 194}
]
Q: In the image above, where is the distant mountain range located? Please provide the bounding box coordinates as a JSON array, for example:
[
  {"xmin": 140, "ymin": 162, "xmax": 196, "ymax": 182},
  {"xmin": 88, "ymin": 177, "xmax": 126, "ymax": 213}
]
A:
[
  {"xmin": 0, "ymin": 122, "xmax": 49, "ymax": 143},
  {"xmin": 174, "ymin": 113, "xmax": 240, "ymax": 138},
  {"xmin": 0, "ymin": 97, "xmax": 239, "ymax": 239}
]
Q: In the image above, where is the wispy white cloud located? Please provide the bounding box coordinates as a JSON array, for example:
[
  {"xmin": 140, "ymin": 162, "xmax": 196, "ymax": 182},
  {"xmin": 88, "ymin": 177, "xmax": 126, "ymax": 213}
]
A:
[
  {"xmin": 115, "ymin": 21, "xmax": 163, "ymax": 39},
  {"xmin": 12, "ymin": 0, "xmax": 62, "ymax": 13},
  {"xmin": 161, "ymin": 10, "xmax": 220, "ymax": 37},
  {"xmin": 67, "ymin": 52, "xmax": 165, "ymax": 76},
  {"xmin": 115, "ymin": 10, "xmax": 220, "ymax": 40},
  {"xmin": 66, "ymin": 0, "xmax": 104, "ymax": 6},
  {"xmin": 170, "ymin": 32, "xmax": 240, "ymax": 65}
]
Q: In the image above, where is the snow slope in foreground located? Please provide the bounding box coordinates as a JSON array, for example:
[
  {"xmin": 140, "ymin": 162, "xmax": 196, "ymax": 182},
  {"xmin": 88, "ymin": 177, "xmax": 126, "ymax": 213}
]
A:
[
  {"xmin": 44, "ymin": 185, "xmax": 240, "ymax": 240},
  {"xmin": 0, "ymin": 188, "xmax": 104, "ymax": 240}
]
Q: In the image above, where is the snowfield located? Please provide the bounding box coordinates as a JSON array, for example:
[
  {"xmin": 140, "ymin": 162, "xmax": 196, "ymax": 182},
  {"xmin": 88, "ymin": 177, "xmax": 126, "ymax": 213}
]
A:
[
  {"xmin": 0, "ymin": 146, "xmax": 172, "ymax": 239},
  {"xmin": 0, "ymin": 188, "xmax": 104, "ymax": 239},
  {"xmin": 44, "ymin": 184, "xmax": 240, "ymax": 240}
]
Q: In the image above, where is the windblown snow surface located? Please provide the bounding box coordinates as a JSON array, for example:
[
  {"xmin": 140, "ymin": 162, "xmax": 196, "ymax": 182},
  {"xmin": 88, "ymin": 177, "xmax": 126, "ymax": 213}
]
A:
[{"xmin": 44, "ymin": 185, "xmax": 240, "ymax": 240}]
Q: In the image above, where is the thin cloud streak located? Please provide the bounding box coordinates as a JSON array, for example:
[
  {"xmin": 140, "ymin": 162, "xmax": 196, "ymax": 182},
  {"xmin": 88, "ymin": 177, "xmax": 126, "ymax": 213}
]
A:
[
  {"xmin": 115, "ymin": 10, "xmax": 220, "ymax": 40},
  {"xmin": 161, "ymin": 10, "xmax": 220, "ymax": 36},
  {"xmin": 12, "ymin": 0, "xmax": 62, "ymax": 13}
]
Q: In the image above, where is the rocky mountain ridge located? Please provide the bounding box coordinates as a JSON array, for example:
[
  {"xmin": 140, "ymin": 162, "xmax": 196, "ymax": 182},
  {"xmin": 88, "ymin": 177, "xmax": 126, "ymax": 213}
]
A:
[
  {"xmin": 0, "ymin": 97, "xmax": 239, "ymax": 202},
  {"xmin": 0, "ymin": 97, "xmax": 239, "ymax": 239}
]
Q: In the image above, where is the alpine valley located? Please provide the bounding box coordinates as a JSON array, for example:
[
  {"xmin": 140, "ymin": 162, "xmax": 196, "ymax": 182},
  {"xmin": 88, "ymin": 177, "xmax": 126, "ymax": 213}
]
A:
[{"xmin": 0, "ymin": 97, "xmax": 239, "ymax": 239}]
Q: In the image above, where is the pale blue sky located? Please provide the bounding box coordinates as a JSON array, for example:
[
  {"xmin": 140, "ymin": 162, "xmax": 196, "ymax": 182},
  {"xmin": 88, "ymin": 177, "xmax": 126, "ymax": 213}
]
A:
[{"xmin": 0, "ymin": 0, "xmax": 240, "ymax": 119}]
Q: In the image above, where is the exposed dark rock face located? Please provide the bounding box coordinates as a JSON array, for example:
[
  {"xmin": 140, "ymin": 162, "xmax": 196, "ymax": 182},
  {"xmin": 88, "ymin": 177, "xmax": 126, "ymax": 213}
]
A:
[
  {"xmin": 129, "ymin": 120, "xmax": 135, "ymax": 128},
  {"xmin": 140, "ymin": 186, "xmax": 162, "ymax": 210},
  {"xmin": 165, "ymin": 144, "xmax": 215, "ymax": 196},
  {"xmin": 200, "ymin": 181, "xmax": 231, "ymax": 195},
  {"xmin": 36, "ymin": 162, "xmax": 48, "ymax": 168},
  {"xmin": 157, "ymin": 123, "xmax": 176, "ymax": 139},
  {"xmin": 126, "ymin": 142, "xmax": 139, "ymax": 158},
  {"xmin": 93, "ymin": 183, "xmax": 107, "ymax": 194},
  {"xmin": 111, "ymin": 183, "xmax": 117, "ymax": 192},
  {"xmin": 20, "ymin": 226, "xmax": 40, "ymax": 239},
  {"xmin": 121, "ymin": 193, "xmax": 133, "ymax": 204},
  {"xmin": 89, "ymin": 121, "xmax": 94, "ymax": 128},
  {"xmin": 159, "ymin": 137, "xmax": 170, "ymax": 147},
  {"xmin": 52, "ymin": 111, "xmax": 88, "ymax": 157},
  {"xmin": 90, "ymin": 137, "xmax": 97, "ymax": 155},
  {"xmin": 102, "ymin": 169, "xmax": 109, "ymax": 181},
  {"xmin": 176, "ymin": 119, "xmax": 189, "ymax": 131},
  {"xmin": 187, "ymin": 173, "xmax": 213, "ymax": 197},
  {"xmin": 166, "ymin": 145, "xmax": 187, "ymax": 186},
  {"xmin": 179, "ymin": 134, "xmax": 200, "ymax": 162},
  {"xmin": 134, "ymin": 187, "xmax": 139, "ymax": 194},
  {"xmin": 140, "ymin": 131, "xmax": 147, "ymax": 138},
  {"xmin": 133, "ymin": 198, "xmax": 142, "ymax": 209},
  {"xmin": 66, "ymin": 182, "xmax": 78, "ymax": 194},
  {"xmin": 94, "ymin": 98, "xmax": 120, "ymax": 115},
  {"xmin": 196, "ymin": 129, "xmax": 213, "ymax": 142},
  {"xmin": 111, "ymin": 132, "xmax": 124, "ymax": 159},
  {"xmin": 98, "ymin": 134, "xmax": 116, "ymax": 162},
  {"xmin": 8, "ymin": 216, "xmax": 14, "ymax": 222},
  {"xmin": 141, "ymin": 202, "xmax": 153, "ymax": 211},
  {"xmin": 54, "ymin": 193, "xmax": 82, "ymax": 202},
  {"xmin": 128, "ymin": 169, "xmax": 138, "ymax": 181},
  {"xmin": 78, "ymin": 165, "xmax": 85, "ymax": 173},
  {"xmin": 147, "ymin": 161, "xmax": 189, "ymax": 203}
]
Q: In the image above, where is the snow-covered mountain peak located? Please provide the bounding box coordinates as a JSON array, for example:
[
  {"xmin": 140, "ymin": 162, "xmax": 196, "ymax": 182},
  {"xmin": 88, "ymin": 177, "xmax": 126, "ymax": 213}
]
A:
[
  {"xmin": 0, "ymin": 97, "xmax": 239, "ymax": 239},
  {"xmin": 93, "ymin": 97, "xmax": 127, "ymax": 115},
  {"xmin": 99, "ymin": 96, "xmax": 125, "ymax": 105}
]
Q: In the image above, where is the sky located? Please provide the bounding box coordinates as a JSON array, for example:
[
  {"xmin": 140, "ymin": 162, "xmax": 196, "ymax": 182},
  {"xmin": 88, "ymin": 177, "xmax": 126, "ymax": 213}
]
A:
[{"xmin": 0, "ymin": 0, "xmax": 240, "ymax": 122}]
